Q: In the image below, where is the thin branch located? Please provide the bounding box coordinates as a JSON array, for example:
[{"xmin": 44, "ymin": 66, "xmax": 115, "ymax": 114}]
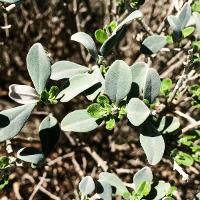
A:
[
  {"xmin": 39, "ymin": 186, "xmax": 61, "ymax": 200},
  {"xmin": 138, "ymin": 18, "xmax": 154, "ymax": 35},
  {"xmin": 29, "ymin": 172, "xmax": 47, "ymax": 200}
]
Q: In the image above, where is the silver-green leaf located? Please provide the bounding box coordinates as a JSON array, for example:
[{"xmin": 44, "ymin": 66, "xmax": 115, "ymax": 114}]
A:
[
  {"xmin": 71, "ymin": 32, "xmax": 98, "ymax": 61},
  {"xmin": 141, "ymin": 35, "xmax": 167, "ymax": 54},
  {"xmin": 126, "ymin": 98, "xmax": 150, "ymax": 126},
  {"xmin": 79, "ymin": 176, "xmax": 95, "ymax": 196},
  {"xmin": 0, "ymin": 103, "xmax": 36, "ymax": 142},
  {"xmin": 131, "ymin": 62, "xmax": 160, "ymax": 103},
  {"xmin": 61, "ymin": 109, "xmax": 98, "ymax": 132},
  {"xmin": 133, "ymin": 167, "xmax": 153, "ymax": 190},
  {"xmin": 9, "ymin": 84, "xmax": 39, "ymax": 105},
  {"xmin": 140, "ymin": 121, "xmax": 165, "ymax": 165},
  {"xmin": 57, "ymin": 71, "xmax": 100, "ymax": 102},
  {"xmin": 50, "ymin": 61, "xmax": 88, "ymax": 80},
  {"xmin": 26, "ymin": 43, "xmax": 51, "ymax": 95},
  {"xmin": 99, "ymin": 172, "xmax": 128, "ymax": 196},
  {"xmin": 105, "ymin": 60, "xmax": 132, "ymax": 104},
  {"xmin": 17, "ymin": 147, "xmax": 45, "ymax": 165}
]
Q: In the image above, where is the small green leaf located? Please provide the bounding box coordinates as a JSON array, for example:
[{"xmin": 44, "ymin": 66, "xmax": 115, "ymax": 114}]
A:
[
  {"xmin": 166, "ymin": 35, "xmax": 174, "ymax": 44},
  {"xmin": 87, "ymin": 103, "xmax": 106, "ymax": 119},
  {"xmin": 95, "ymin": 29, "xmax": 108, "ymax": 44},
  {"xmin": 136, "ymin": 181, "xmax": 151, "ymax": 197},
  {"xmin": 97, "ymin": 95, "xmax": 110, "ymax": 106},
  {"xmin": 109, "ymin": 21, "xmax": 118, "ymax": 32},
  {"xmin": 174, "ymin": 151, "xmax": 194, "ymax": 166},
  {"xmin": 192, "ymin": 0, "xmax": 200, "ymax": 12},
  {"xmin": 0, "ymin": 157, "xmax": 9, "ymax": 169},
  {"xmin": 192, "ymin": 151, "xmax": 200, "ymax": 163},
  {"xmin": 182, "ymin": 27, "xmax": 195, "ymax": 38},
  {"xmin": 160, "ymin": 78, "xmax": 173, "ymax": 97},
  {"xmin": 106, "ymin": 117, "xmax": 115, "ymax": 130},
  {"xmin": 0, "ymin": 176, "xmax": 9, "ymax": 191}
]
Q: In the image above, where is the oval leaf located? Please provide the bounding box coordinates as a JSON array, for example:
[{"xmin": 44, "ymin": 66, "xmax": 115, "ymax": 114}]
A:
[
  {"xmin": 105, "ymin": 60, "xmax": 132, "ymax": 104},
  {"xmin": 133, "ymin": 167, "xmax": 153, "ymax": 190},
  {"xmin": 100, "ymin": 26, "xmax": 127, "ymax": 57},
  {"xmin": 26, "ymin": 43, "xmax": 51, "ymax": 95},
  {"xmin": 61, "ymin": 109, "xmax": 98, "ymax": 132},
  {"xmin": 9, "ymin": 84, "xmax": 39, "ymax": 105},
  {"xmin": 126, "ymin": 98, "xmax": 150, "ymax": 126},
  {"xmin": 39, "ymin": 115, "xmax": 60, "ymax": 157},
  {"xmin": 153, "ymin": 181, "xmax": 171, "ymax": 200},
  {"xmin": 17, "ymin": 147, "xmax": 45, "ymax": 165},
  {"xmin": 50, "ymin": 61, "xmax": 88, "ymax": 80},
  {"xmin": 157, "ymin": 116, "xmax": 180, "ymax": 134},
  {"xmin": 99, "ymin": 172, "xmax": 128, "ymax": 196},
  {"xmin": 141, "ymin": 35, "xmax": 167, "ymax": 54},
  {"xmin": 131, "ymin": 62, "xmax": 160, "ymax": 103},
  {"xmin": 71, "ymin": 32, "xmax": 98, "ymax": 61},
  {"xmin": 140, "ymin": 121, "xmax": 165, "ymax": 165},
  {"xmin": 57, "ymin": 71, "xmax": 100, "ymax": 102},
  {"xmin": 79, "ymin": 176, "xmax": 95, "ymax": 196},
  {"xmin": 178, "ymin": 3, "xmax": 191, "ymax": 30},
  {"xmin": 0, "ymin": 103, "xmax": 36, "ymax": 142},
  {"xmin": 114, "ymin": 10, "xmax": 143, "ymax": 33},
  {"xmin": 97, "ymin": 180, "xmax": 112, "ymax": 200}
]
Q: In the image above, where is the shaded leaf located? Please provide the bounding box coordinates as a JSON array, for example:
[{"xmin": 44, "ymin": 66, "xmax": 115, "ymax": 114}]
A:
[
  {"xmin": 131, "ymin": 62, "xmax": 160, "ymax": 103},
  {"xmin": 114, "ymin": 10, "xmax": 143, "ymax": 33},
  {"xmin": 57, "ymin": 71, "xmax": 100, "ymax": 102},
  {"xmin": 71, "ymin": 32, "xmax": 98, "ymax": 61},
  {"xmin": 140, "ymin": 121, "xmax": 165, "ymax": 165},
  {"xmin": 99, "ymin": 172, "xmax": 128, "ymax": 196},
  {"xmin": 133, "ymin": 167, "xmax": 153, "ymax": 189},
  {"xmin": 26, "ymin": 43, "xmax": 51, "ymax": 95},
  {"xmin": 141, "ymin": 35, "xmax": 166, "ymax": 54},
  {"xmin": 39, "ymin": 115, "xmax": 60, "ymax": 157},
  {"xmin": 0, "ymin": 104, "xmax": 36, "ymax": 142},
  {"xmin": 87, "ymin": 103, "xmax": 106, "ymax": 119},
  {"xmin": 105, "ymin": 60, "xmax": 132, "ymax": 104},
  {"xmin": 97, "ymin": 180, "xmax": 112, "ymax": 200},
  {"xmin": 157, "ymin": 116, "xmax": 180, "ymax": 134},
  {"xmin": 17, "ymin": 147, "xmax": 45, "ymax": 165},
  {"xmin": 9, "ymin": 84, "xmax": 39, "ymax": 105},
  {"xmin": 126, "ymin": 98, "xmax": 150, "ymax": 126},
  {"xmin": 50, "ymin": 61, "xmax": 88, "ymax": 80},
  {"xmin": 61, "ymin": 109, "xmax": 98, "ymax": 132},
  {"xmin": 153, "ymin": 181, "xmax": 171, "ymax": 200},
  {"xmin": 100, "ymin": 26, "xmax": 128, "ymax": 57}
]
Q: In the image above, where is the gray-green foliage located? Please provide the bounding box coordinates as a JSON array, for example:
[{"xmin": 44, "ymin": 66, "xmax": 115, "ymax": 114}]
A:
[
  {"xmin": 167, "ymin": 3, "xmax": 191, "ymax": 32},
  {"xmin": 79, "ymin": 167, "xmax": 176, "ymax": 200},
  {"xmin": 61, "ymin": 110, "xmax": 98, "ymax": 132},
  {"xmin": 105, "ymin": 60, "xmax": 132, "ymax": 104},
  {"xmin": 0, "ymin": 103, "xmax": 36, "ymax": 142},
  {"xmin": 27, "ymin": 43, "xmax": 51, "ymax": 95}
]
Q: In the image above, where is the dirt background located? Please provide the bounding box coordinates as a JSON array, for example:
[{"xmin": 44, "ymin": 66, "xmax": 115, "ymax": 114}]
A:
[{"xmin": 0, "ymin": 0, "xmax": 200, "ymax": 199}]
